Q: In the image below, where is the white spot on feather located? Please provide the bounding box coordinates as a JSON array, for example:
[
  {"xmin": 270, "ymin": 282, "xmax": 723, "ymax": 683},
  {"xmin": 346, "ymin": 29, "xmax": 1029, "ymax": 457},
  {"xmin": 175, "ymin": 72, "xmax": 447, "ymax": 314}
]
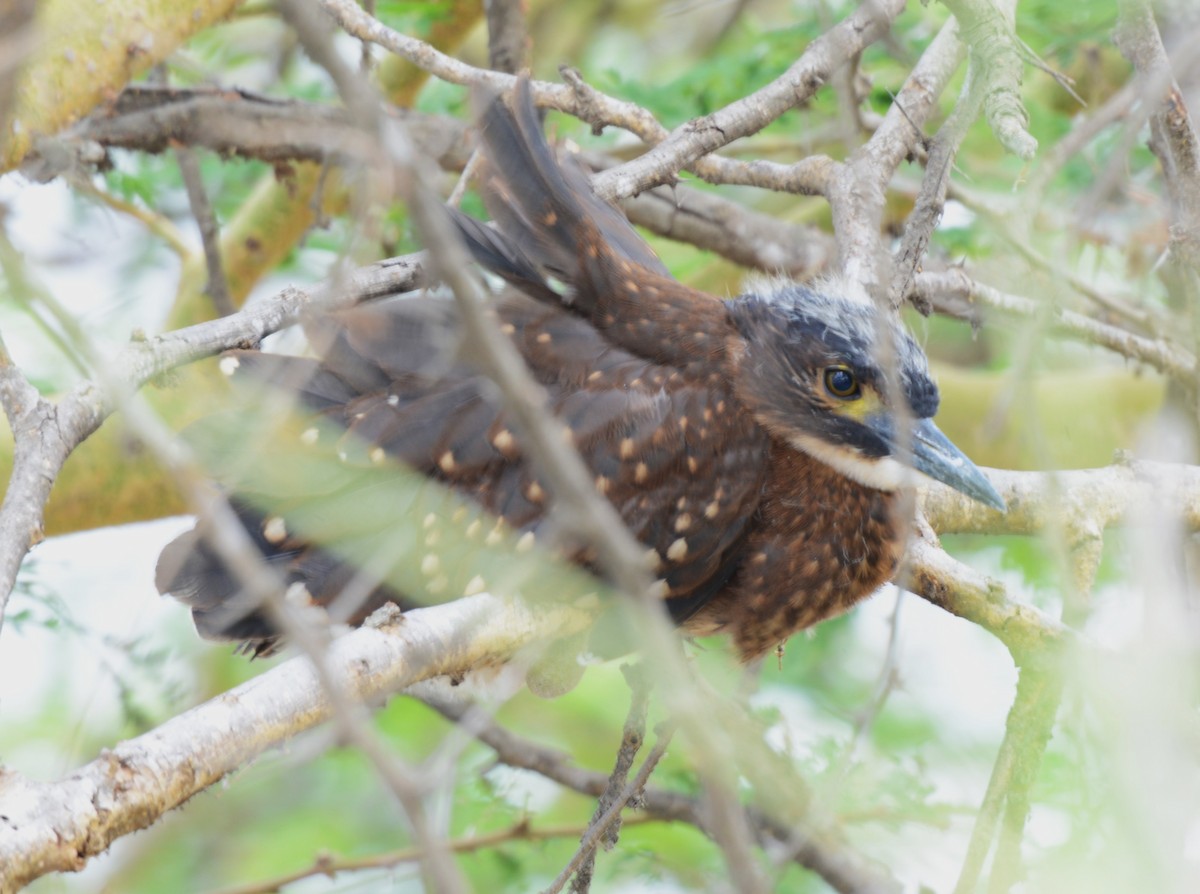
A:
[
  {"xmin": 285, "ymin": 582, "xmax": 313, "ymax": 606},
  {"xmin": 262, "ymin": 516, "xmax": 287, "ymax": 544}
]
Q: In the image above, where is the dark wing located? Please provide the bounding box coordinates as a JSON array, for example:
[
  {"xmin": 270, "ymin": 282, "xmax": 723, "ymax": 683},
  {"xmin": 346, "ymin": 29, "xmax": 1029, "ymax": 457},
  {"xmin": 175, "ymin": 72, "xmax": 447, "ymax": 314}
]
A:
[
  {"xmin": 157, "ymin": 291, "xmax": 769, "ymax": 644},
  {"xmin": 300, "ymin": 291, "xmax": 770, "ymax": 600}
]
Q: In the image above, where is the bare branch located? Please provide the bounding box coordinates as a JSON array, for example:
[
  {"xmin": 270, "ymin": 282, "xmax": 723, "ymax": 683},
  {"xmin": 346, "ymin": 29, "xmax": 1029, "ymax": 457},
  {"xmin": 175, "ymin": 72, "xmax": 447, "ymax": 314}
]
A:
[
  {"xmin": 1025, "ymin": 78, "xmax": 1139, "ymax": 201},
  {"xmin": 1116, "ymin": 0, "xmax": 1200, "ymax": 251},
  {"xmin": 610, "ymin": 164, "xmax": 836, "ymax": 277},
  {"xmin": 559, "ymin": 725, "xmax": 674, "ymax": 894},
  {"xmin": 0, "ymin": 595, "xmax": 596, "ymax": 891},
  {"xmin": 319, "ymin": 0, "xmax": 907, "ymax": 200},
  {"xmin": 207, "ymin": 817, "xmax": 661, "ymax": 894},
  {"xmin": 564, "ymin": 667, "xmax": 652, "ymax": 894},
  {"xmin": 891, "ymin": 17, "xmax": 976, "ymax": 308},
  {"xmin": 915, "ymin": 268, "xmax": 1196, "ymax": 380},
  {"xmin": 34, "ymin": 86, "xmax": 473, "ymax": 172},
  {"xmin": 829, "ymin": 13, "xmax": 964, "ymax": 292},
  {"xmin": 0, "ymin": 331, "xmax": 56, "ymax": 629},
  {"xmin": 176, "ymin": 145, "xmax": 235, "ymax": 317},
  {"xmin": 428, "ymin": 695, "xmax": 904, "ymax": 894},
  {"xmin": 942, "ymin": 0, "xmax": 1037, "ymax": 159},
  {"xmin": 38, "ymin": 87, "xmax": 836, "ymax": 278},
  {"xmin": 925, "ymin": 458, "xmax": 1200, "ymax": 539},
  {"xmin": 953, "ymin": 669, "xmax": 1063, "ymax": 894},
  {"xmin": 908, "ymin": 536, "xmax": 1070, "ymax": 666},
  {"xmin": 0, "ymin": 0, "xmax": 37, "ymax": 160},
  {"xmin": 484, "ymin": 0, "xmax": 529, "ymax": 75}
]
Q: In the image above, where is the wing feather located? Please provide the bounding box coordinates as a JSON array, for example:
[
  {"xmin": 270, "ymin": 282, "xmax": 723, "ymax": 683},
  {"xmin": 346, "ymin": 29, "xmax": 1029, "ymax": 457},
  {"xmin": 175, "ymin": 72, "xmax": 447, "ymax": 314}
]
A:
[{"xmin": 199, "ymin": 291, "xmax": 767, "ymax": 615}]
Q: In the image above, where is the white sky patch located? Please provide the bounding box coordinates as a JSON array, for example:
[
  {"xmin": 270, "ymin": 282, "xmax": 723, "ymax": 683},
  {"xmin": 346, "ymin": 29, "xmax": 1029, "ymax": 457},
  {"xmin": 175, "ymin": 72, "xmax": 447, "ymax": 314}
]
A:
[
  {"xmin": 0, "ymin": 175, "xmax": 185, "ymax": 388},
  {"xmin": 0, "ymin": 517, "xmax": 197, "ymax": 777},
  {"xmin": 752, "ymin": 558, "xmax": 1019, "ymax": 894},
  {"xmin": 939, "ymin": 199, "xmax": 975, "ymax": 230}
]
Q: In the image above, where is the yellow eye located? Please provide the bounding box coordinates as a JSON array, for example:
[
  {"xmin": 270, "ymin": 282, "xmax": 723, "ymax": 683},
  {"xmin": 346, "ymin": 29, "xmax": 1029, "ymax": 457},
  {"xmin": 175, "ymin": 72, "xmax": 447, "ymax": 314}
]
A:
[{"xmin": 823, "ymin": 367, "xmax": 861, "ymax": 399}]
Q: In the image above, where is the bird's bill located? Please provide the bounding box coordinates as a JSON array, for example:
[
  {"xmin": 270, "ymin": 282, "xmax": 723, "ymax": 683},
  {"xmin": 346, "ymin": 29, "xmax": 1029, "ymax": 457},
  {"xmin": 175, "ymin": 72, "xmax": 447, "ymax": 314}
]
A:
[{"xmin": 908, "ymin": 418, "xmax": 1006, "ymax": 511}]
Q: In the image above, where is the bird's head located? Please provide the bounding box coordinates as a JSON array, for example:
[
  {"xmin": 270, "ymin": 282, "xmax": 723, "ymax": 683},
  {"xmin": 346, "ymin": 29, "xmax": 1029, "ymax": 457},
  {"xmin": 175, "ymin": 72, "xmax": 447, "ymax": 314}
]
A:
[{"xmin": 727, "ymin": 276, "xmax": 1005, "ymax": 511}]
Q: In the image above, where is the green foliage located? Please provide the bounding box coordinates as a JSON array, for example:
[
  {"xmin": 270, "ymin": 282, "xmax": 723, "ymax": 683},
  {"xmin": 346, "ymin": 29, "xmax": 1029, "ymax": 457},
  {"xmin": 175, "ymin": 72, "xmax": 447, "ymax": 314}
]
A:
[{"xmin": 375, "ymin": 0, "xmax": 453, "ymax": 34}]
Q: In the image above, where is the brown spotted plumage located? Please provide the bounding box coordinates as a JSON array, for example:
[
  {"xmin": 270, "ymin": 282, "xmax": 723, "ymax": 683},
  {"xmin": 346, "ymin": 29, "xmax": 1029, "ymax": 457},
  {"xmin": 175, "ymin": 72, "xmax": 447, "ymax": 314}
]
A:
[{"xmin": 156, "ymin": 79, "xmax": 1002, "ymax": 661}]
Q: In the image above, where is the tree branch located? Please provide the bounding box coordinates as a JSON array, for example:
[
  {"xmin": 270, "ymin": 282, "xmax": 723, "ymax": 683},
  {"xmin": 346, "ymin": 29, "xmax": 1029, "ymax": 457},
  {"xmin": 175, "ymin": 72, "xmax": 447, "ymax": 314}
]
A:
[
  {"xmin": 916, "ymin": 268, "xmax": 1196, "ymax": 380},
  {"xmin": 942, "ymin": 0, "xmax": 1037, "ymax": 159},
  {"xmin": 319, "ymin": 0, "xmax": 907, "ymax": 201},
  {"xmin": 0, "ymin": 595, "xmax": 596, "ymax": 891},
  {"xmin": 0, "ymin": 252, "xmax": 423, "ymax": 627},
  {"xmin": 1, "ymin": 0, "xmax": 243, "ymax": 171}
]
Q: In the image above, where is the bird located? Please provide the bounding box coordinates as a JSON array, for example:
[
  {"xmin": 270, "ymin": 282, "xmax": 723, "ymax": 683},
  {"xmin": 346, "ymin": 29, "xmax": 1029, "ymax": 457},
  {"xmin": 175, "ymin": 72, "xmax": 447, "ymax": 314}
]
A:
[{"xmin": 156, "ymin": 78, "xmax": 1004, "ymax": 662}]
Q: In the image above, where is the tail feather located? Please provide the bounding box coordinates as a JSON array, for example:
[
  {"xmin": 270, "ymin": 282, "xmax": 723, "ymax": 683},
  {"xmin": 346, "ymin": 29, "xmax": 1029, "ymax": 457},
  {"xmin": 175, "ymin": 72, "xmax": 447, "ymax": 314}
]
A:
[
  {"xmin": 156, "ymin": 498, "xmax": 401, "ymax": 656},
  {"xmin": 452, "ymin": 77, "xmax": 668, "ymax": 317}
]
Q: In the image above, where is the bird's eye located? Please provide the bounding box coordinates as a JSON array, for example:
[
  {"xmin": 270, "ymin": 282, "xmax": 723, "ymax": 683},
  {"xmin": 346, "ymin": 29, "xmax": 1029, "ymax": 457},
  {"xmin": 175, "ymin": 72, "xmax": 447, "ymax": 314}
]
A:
[{"xmin": 823, "ymin": 367, "xmax": 860, "ymax": 399}]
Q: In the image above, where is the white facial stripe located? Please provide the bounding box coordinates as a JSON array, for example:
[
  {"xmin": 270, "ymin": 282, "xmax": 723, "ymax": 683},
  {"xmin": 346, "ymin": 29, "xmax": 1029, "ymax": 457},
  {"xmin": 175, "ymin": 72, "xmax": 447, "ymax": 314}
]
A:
[{"xmin": 786, "ymin": 432, "xmax": 908, "ymax": 491}]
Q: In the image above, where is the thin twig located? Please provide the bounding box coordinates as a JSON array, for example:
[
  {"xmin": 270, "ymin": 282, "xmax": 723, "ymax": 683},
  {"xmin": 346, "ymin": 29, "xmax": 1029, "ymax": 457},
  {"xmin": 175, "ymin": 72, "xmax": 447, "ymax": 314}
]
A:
[
  {"xmin": 427, "ymin": 696, "xmax": 902, "ymax": 894},
  {"xmin": 206, "ymin": 817, "xmax": 660, "ymax": 894},
  {"xmin": 953, "ymin": 668, "xmax": 1064, "ymax": 894},
  {"xmin": 176, "ymin": 145, "xmax": 236, "ymax": 316},
  {"xmin": 551, "ymin": 720, "xmax": 676, "ymax": 894},
  {"xmin": 564, "ymin": 666, "xmax": 653, "ymax": 894},
  {"xmin": 318, "ymin": 0, "xmax": 907, "ymax": 200},
  {"xmin": 891, "ymin": 16, "xmax": 977, "ymax": 309},
  {"xmin": 76, "ymin": 179, "xmax": 193, "ymax": 258},
  {"xmin": 915, "ymin": 268, "xmax": 1196, "ymax": 380}
]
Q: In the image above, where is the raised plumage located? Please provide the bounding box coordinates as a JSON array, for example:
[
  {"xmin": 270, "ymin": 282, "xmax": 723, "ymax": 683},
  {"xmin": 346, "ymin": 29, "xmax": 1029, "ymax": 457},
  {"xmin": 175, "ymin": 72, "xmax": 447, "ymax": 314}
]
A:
[{"xmin": 156, "ymin": 79, "xmax": 1003, "ymax": 661}]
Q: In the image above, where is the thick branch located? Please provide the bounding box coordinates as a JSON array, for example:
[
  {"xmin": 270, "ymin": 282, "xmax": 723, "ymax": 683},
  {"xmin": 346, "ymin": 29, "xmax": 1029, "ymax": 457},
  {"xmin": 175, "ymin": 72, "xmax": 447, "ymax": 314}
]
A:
[
  {"xmin": 0, "ymin": 595, "xmax": 595, "ymax": 891},
  {"xmin": 2, "ymin": 0, "xmax": 243, "ymax": 170},
  {"xmin": 923, "ymin": 460, "xmax": 1200, "ymax": 539},
  {"xmin": 23, "ymin": 87, "xmax": 473, "ymax": 175}
]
